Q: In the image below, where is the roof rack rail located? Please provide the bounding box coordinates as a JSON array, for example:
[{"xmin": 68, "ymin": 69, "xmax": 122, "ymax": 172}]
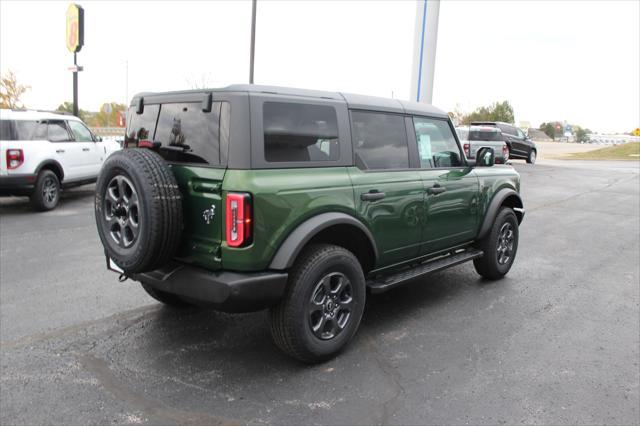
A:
[{"xmin": 10, "ymin": 108, "xmax": 73, "ymax": 115}]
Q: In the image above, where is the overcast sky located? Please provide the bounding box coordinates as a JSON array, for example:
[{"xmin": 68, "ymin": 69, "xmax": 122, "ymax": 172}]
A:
[{"xmin": 1, "ymin": 0, "xmax": 638, "ymax": 133}]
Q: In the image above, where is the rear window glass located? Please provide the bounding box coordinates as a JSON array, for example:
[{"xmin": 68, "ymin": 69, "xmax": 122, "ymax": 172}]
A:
[
  {"xmin": 0, "ymin": 120, "xmax": 11, "ymax": 140},
  {"xmin": 0, "ymin": 120, "xmax": 45, "ymax": 140},
  {"xmin": 469, "ymin": 128, "xmax": 502, "ymax": 141},
  {"xmin": 263, "ymin": 102, "xmax": 339, "ymax": 163},
  {"xmin": 154, "ymin": 102, "xmax": 224, "ymax": 166},
  {"xmin": 125, "ymin": 104, "xmax": 160, "ymax": 148}
]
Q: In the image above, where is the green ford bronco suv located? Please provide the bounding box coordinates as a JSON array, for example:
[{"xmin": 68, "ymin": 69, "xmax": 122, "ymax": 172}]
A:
[{"xmin": 95, "ymin": 85, "xmax": 524, "ymax": 363}]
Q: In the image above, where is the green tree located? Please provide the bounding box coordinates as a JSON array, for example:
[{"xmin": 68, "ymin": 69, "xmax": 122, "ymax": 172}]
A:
[
  {"xmin": 574, "ymin": 126, "xmax": 590, "ymax": 143},
  {"xmin": 0, "ymin": 70, "xmax": 30, "ymax": 109},
  {"xmin": 56, "ymin": 102, "xmax": 88, "ymax": 121},
  {"xmin": 539, "ymin": 122, "xmax": 556, "ymax": 140},
  {"xmin": 539, "ymin": 121, "xmax": 565, "ymax": 140},
  {"xmin": 90, "ymin": 103, "xmax": 127, "ymax": 127},
  {"xmin": 461, "ymin": 100, "xmax": 515, "ymax": 124}
]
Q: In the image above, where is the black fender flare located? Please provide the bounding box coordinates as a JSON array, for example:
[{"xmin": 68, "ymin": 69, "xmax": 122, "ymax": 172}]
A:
[
  {"xmin": 268, "ymin": 212, "xmax": 379, "ymax": 270},
  {"xmin": 35, "ymin": 160, "xmax": 65, "ymax": 181},
  {"xmin": 477, "ymin": 188, "xmax": 524, "ymax": 240}
]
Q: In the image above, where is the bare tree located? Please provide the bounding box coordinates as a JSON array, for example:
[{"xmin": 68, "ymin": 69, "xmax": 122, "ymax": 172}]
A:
[{"xmin": 186, "ymin": 72, "xmax": 214, "ymax": 90}]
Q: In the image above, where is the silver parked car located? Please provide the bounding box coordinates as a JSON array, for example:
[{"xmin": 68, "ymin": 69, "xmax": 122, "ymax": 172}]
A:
[{"xmin": 457, "ymin": 126, "xmax": 509, "ymax": 164}]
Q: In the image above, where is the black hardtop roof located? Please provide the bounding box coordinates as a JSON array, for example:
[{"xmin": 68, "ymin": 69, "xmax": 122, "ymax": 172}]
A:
[{"xmin": 131, "ymin": 84, "xmax": 448, "ymax": 118}]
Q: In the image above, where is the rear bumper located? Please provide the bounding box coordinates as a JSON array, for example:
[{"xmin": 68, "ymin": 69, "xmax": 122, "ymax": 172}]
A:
[
  {"xmin": 132, "ymin": 262, "xmax": 288, "ymax": 313},
  {"xmin": 0, "ymin": 174, "xmax": 36, "ymax": 195}
]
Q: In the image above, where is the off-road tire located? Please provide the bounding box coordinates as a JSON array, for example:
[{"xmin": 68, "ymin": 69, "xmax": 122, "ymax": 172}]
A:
[
  {"xmin": 269, "ymin": 244, "xmax": 366, "ymax": 363},
  {"xmin": 527, "ymin": 149, "xmax": 537, "ymax": 164},
  {"xmin": 95, "ymin": 149, "xmax": 182, "ymax": 274},
  {"xmin": 474, "ymin": 208, "xmax": 519, "ymax": 280},
  {"xmin": 30, "ymin": 170, "xmax": 60, "ymax": 211},
  {"xmin": 141, "ymin": 283, "xmax": 191, "ymax": 307}
]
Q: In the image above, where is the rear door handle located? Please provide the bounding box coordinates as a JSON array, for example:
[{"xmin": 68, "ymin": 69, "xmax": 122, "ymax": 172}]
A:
[
  {"xmin": 56, "ymin": 149, "xmax": 65, "ymax": 153},
  {"xmin": 361, "ymin": 191, "xmax": 385, "ymax": 202},
  {"xmin": 82, "ymin": 148, "xmax": 90, "ymax": 152},
  {"xmin": 426, "ymin": 184, "xmax": 447, "ymax": 195}
]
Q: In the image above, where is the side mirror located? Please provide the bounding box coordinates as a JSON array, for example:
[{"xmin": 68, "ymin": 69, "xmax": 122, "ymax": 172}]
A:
[
  {"xmin": 475, "ymin": 147, "xmax": 495, "ymax": 167},
  {"xmin": 94, "ymin": 135, "xmax": 102, "ymax": 142}
]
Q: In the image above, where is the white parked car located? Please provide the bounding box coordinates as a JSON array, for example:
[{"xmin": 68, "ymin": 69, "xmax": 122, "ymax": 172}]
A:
[{"xmin": 0, "ymin": 109, "xmax": 121, "ymax": 210}]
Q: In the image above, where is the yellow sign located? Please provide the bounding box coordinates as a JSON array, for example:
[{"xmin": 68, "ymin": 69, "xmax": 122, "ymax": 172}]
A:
[
  {"xmin": 633, "ymin": 128, "xmax": 640, "ymax": 137},
  {"xmin": 66, "ymin": 4, "xmax": 84, "ymax": 53}
]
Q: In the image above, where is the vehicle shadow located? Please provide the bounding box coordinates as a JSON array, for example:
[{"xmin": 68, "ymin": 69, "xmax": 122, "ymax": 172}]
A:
[
  {"xmin": 92, "ymin": 267, "xmax": 492, "ymax": 386},
  {"xmin": 0, "ymin": 185, "xmax": 95, "ymax": 215}
]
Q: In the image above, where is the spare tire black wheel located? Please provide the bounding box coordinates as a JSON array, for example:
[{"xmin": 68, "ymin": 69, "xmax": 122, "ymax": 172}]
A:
[{"xmin": 95, "ymin": 149, "xmax": 183, "ymax": 274}]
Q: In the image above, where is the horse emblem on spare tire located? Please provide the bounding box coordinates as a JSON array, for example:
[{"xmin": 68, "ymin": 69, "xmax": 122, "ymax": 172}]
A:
[{"xmin": 202, "ymin": 205, "xmax": 215, "ymax": 224}]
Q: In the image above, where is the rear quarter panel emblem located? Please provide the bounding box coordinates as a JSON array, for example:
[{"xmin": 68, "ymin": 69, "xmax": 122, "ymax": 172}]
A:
[{"xmin": 202, "ymin": 205, "xmax": 216, "ymax": 224}]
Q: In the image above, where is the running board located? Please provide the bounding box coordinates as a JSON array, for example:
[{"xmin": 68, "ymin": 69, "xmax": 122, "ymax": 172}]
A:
[{"xmin": 367, "ymin": 248, "xmax": 484, "ymax": 294}]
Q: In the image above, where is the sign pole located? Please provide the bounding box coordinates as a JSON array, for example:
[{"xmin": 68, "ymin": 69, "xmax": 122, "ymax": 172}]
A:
[
  {"xmin": 73, "ymin": 52, "xmax": 79, "ymax": 117},
  {"xmin": 249, "ymin": 0, "xmax": 257, "ymax": 84},
  {"xmin": 66, "ymin": 3, "xmax": 84, "ymax": 117}
]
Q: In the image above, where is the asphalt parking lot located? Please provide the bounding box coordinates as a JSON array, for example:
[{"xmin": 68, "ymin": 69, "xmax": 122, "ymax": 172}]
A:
[{"xmin": 1, "ymin": 160, "xmax": 639, "ymax": 425}]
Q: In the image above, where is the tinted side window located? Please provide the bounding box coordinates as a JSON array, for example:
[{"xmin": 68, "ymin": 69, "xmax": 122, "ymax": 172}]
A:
[
  {"xmin": 413, "ymin": 117, "xmax": 463, "ymax": 168},
  {"xmin": 351, "ymin": 111, "xmax": 408, "ymax": 170},
  {"xmin": 13, "ymin": 120, "xmax": 41, "ymax": 140},
  {"xmin": 47, "ymin": 121, "xmax": 72, "ymax": 142},
  {"xmin": 125, "ymin": 105, "xmax": 160, "ymax": 148},
  {"xmin": 154, "ymin": 102, "xmax": 223, "ymax": 165},
  {"xmin": 0, "ymin": 120, "xmax": 12, "ymax": 140},
  {"xmin": 263, "ymin": 102, "xmax": 339, "ymax": 162},
  {"xmin": 498, "ymin": 124, "xmax": 515, "ymax": 136},
  {"xmin": 68, "ymin": 120, "xmax": 94, "ymax": 142}
]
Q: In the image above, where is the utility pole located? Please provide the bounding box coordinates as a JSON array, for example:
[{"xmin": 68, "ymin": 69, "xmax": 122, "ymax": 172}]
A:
[{"xmin": 249, "ymin": 0, "xmax": 257, "ymax": 84}]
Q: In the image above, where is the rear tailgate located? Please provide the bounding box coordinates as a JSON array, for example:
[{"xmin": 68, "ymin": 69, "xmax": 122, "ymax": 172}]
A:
[
  {"xmin": 468, "ymin": 141, "xmax": 505, "ymax": 158},
  {"xmin": 170, "ymin": 165, "xmax": 226, "ymax": 271},
  {"xmin": 468, "ymin": 127, "xmax": 505, "ymax": 159}
]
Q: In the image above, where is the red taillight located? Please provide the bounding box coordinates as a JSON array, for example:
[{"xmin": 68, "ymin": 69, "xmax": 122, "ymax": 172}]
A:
[
  {"xmin": 6, "ymin": 149, "xmax": 24, "ymax": 170},
  {"xmin": 226, "ymin": 192, "xmax": 252, "ymax": 248},
  {"xmin": 463, "ymin": 143, "xmax": 470, "ymax": 157}
]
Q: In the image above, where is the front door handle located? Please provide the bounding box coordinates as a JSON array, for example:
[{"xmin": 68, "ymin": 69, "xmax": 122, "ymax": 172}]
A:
[
  {"xmin": 361, "ymin": 191, "xmax": 386, "ymax": 202},
  {"xmin": 82, "ymin": 148, "xmax": 90, "ymax": 152},
  {"xmin": 56, "ymin": 149, "xmax": 65, "ymax": 154},
  {"xmin": 426, "ymin": 184, "xmax": 447, "ymax": 195}
]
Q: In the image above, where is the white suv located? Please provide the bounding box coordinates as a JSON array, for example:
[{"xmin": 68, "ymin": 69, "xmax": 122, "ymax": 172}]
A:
[{"xmin": 0, "ymin": 109, "xmax": 121, "ymax": 210}]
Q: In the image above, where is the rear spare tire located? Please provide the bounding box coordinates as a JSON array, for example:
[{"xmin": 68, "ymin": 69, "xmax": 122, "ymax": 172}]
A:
[{"xmin": 95, "ymin": 149, "xmax": 182, "ymax": 274}]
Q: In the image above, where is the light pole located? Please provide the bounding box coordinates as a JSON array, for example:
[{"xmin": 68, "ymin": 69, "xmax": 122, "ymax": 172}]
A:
[
  {"xmin": 410, "ymin": 0, "xmax": 440, "ymax": 104},
  {"xmin": 249, "ymin": 0, "xmax": 257, "ymax": 84}
]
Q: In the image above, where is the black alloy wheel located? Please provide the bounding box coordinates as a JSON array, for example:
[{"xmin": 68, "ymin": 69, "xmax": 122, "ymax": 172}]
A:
[
  {"xmin": 104, "ymin": 175, "xmax": 140, "ymax": 248},
  {"xmin": 308, "ymin": 272, "xmax": 354, "ymax": 340}
]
